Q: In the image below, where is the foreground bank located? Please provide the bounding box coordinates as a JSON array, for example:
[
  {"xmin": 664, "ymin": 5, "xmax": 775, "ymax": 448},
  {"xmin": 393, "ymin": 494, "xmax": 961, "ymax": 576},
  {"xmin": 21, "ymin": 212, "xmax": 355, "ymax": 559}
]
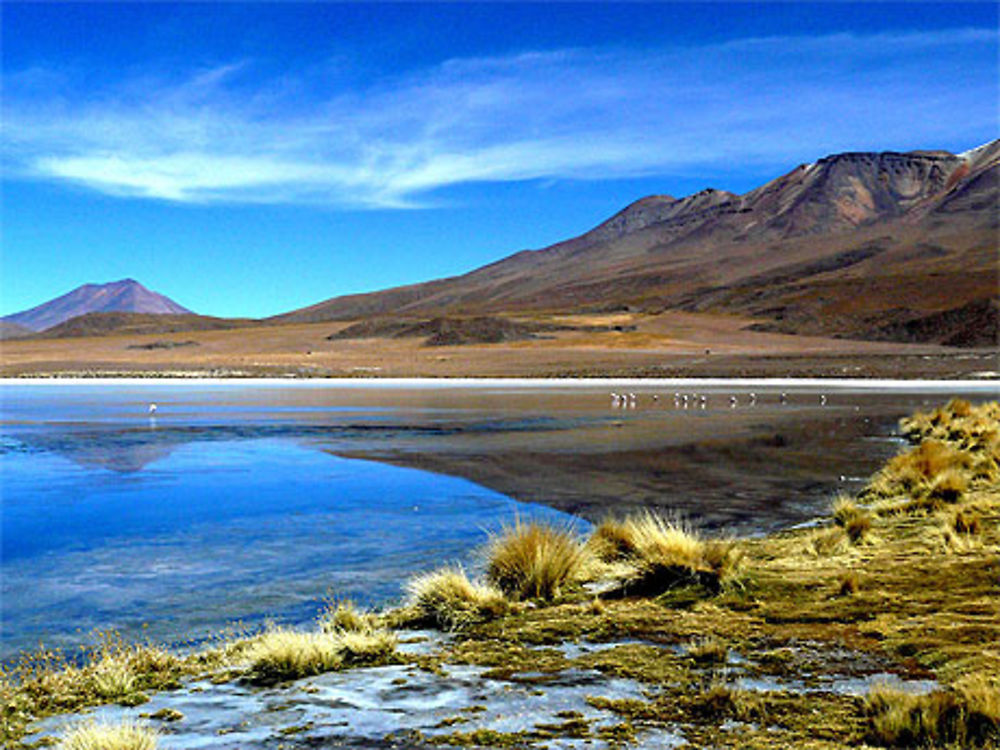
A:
[{"xmin": 3, "ymin": 399, "xmax": 999, "ymax": 748}]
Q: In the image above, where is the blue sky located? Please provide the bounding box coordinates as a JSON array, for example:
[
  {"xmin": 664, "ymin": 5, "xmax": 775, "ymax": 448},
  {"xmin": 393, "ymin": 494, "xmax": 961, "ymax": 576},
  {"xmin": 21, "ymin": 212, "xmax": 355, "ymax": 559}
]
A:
[{"xmin": 3, "ymin": 2, "xmax": 997, "ymax": 318}]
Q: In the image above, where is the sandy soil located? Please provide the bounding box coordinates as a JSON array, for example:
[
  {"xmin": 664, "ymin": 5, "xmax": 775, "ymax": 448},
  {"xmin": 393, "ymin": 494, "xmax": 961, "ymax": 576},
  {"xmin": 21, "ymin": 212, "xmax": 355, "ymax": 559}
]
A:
[{"xmin": 2, "ymin": 311, "xmax": 997, "ymax": 379}]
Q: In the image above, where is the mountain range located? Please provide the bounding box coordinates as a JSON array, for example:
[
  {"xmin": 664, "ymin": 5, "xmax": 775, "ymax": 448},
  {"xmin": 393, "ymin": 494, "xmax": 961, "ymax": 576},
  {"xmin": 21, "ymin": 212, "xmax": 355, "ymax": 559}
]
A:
[
  {"xmin": 271, "ymin": 140, "xmax": 999, "ymax": 346},
  {"xmin": 4, "ymin": 140, "xmax": 998, "ymax": 347}
]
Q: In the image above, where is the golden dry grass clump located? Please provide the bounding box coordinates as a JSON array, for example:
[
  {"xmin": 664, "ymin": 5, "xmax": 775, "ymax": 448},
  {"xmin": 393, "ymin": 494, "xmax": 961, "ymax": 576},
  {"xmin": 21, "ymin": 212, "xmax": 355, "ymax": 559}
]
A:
[
  {"xmin": 691, "ymin": 680, "xmax": 766, "ymax": 723},
  {"xmin": 831, "ymin": 495, "xmax": 873, "ymax": 543},
  {"xmin": 245, "ymin": 626, "xmax": 397, "ymax": 684},
  {"xmin": 901, "ymin": 398, "xmax": 1000, "ymax": 451},
  {"xmin": 685, "ymin": 636, "xmax": 729, "ymax": 665},
  {"xmin": 486, "ymin": 519, "xmax": 594, "ymax": 600},
  {"xmin": 406, "ymin": 566, "xmax": 509, "ymax": 630},
  {"xmin": 863, "ymin": 400, "xmax": 999, "ymax": 518},
  {"xmin": 865, "ymin": 675, "xmax": 1000, "ymax": 748},
  {"xmin": 318, "ymin": 599, "xmax": 379, "ymax": 634},
  {"xmin": 589, "ymin": 512, "xmax": 741, "ymax": 594},
  {"xmin": 0, "ymin": 630, "xmax": 184, "ymax": 745},
  {"xmin": 59, "ymin": 720, "xmax": 158, "ymax": 750},
  {"xmin": 864, "ymin": 399, "xmax": 1000, "ymax": 510}
]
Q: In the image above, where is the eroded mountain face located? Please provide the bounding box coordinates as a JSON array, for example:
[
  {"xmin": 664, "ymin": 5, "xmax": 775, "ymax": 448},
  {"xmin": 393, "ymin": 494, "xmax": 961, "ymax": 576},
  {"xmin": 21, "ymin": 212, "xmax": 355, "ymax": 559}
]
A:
[{"xmin": 273, "ymin": 141, "xmax": 998, "ymax": 346}]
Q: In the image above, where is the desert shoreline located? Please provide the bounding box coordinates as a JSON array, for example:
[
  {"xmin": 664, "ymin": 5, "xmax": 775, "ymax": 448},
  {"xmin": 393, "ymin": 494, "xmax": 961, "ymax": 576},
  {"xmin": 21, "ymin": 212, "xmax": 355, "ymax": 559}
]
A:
[{"xmin": 2, "ymin": 376, "xmax": 998, "ymax": 389}]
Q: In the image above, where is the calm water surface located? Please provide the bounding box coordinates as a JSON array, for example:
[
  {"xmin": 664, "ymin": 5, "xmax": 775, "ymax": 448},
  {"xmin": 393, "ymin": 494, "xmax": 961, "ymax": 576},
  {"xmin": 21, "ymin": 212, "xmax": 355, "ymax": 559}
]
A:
[{"xmin": 1, "ymin": 380, "xmax": 995, "ymax": 660}]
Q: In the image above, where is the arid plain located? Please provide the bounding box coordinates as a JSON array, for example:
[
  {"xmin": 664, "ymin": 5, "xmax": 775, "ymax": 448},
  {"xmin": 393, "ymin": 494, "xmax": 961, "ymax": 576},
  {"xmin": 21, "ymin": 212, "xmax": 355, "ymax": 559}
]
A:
[{"xmin": 3, "ymin": 310, "xmax": 996, "ymax": 380}]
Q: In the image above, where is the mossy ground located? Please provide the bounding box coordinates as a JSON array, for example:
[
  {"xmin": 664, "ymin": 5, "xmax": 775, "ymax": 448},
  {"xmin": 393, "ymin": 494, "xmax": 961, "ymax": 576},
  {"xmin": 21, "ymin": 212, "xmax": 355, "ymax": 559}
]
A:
[{"xmin": 4, "ymin": 400, "xmax": 998, "ymax": 749}]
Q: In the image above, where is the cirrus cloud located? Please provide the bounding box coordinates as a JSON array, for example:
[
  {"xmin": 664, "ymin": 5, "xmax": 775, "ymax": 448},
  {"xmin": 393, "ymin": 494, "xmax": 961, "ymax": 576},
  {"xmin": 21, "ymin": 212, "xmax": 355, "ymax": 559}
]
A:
[{"xmin": 3, "ymin": 28, "xmax": 996, "ymax": 208}]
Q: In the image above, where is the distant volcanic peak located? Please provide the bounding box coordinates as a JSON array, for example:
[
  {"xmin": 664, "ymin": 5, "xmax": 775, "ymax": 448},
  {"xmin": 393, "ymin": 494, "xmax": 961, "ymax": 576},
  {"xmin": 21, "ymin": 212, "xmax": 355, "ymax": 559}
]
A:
[{"xmin": 2, "ymin": 279, "xmax": 192, "ymax": 332}]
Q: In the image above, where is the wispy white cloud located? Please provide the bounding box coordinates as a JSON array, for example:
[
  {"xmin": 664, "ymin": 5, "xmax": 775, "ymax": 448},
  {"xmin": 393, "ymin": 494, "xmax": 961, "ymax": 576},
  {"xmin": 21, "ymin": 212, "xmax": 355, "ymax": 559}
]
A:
[{"xmin": 3, "ymin": 28, "xmax": 996, "ymax": 207}]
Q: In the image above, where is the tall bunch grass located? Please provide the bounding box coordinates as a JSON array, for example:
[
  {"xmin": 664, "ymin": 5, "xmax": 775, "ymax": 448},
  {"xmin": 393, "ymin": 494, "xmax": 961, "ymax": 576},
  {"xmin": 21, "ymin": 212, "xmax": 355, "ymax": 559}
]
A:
[
  {"xmin": 245, "ymin": 625, "xmax": 397, "ymax": 683},
  {"xmin": 589, "ymin": 512, "xmax": 741, "ymax": 593},
  {"xmin": 0, "ymin": 630, "xmax": 183, "ymax": 745},
  {"xmin": 865, "ymin": 677, "xmax": 1000, "ymax": 748},
  {"xmin": 486, "ymin": 519, "xmax": 593, "ymax": 600},
  {"xmin": 406, "ymin": 566, "xmax": 508, "ymax": 630},
  {"xmin": 318, "ymin": 599, "xmax": 379, "ymax": 634},
  {"xmin": 59, "ymin": 720, "xmax": 158, "ymax": 750},
  {"xmin": 831, "ymin": 495, "xmax": 872, "ymax": 543}
]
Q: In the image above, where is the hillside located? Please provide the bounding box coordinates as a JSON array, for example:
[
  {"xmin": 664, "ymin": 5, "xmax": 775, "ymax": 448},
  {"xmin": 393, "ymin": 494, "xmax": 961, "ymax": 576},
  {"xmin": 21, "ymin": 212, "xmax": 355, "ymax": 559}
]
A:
[
  {"xmin": 272, "ymin": 141, "xmax": 999, "ymax": 346},
  {"xmin": 3, "ymin": 279, "xmax": 192, "ymax": 332},
  {"xmin": 0, "ymin": 321, "xmax": 34, "ymax": 340},
  {"xmin": 35, "ymin": 312, "xmax": 256, "ymax": 339}
]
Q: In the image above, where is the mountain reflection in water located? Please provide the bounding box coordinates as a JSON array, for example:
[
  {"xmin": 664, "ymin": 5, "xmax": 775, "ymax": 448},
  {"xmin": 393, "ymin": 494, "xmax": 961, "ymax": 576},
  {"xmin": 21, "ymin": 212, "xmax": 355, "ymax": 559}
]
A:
[{"xmin": 2, "ymin": 381, "xmax": 993, "ymax": 659}]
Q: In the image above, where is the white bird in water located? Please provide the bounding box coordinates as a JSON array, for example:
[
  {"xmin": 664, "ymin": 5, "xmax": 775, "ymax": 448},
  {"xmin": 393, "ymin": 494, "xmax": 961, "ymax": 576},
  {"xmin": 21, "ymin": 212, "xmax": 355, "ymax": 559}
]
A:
[
  {"xmin": 699, "ymin": 394, "xmax": 708, "ymax": 409},
  {"xmin": 820, "ymin": 394, "xmax": 828, "ymax": 406},
  {"xmin": 749, "ymin": 393, "xmax": 757, "ymax": 406},
  {"xmin": 148, "ymin": 403, "xmax": 158, "ymax": 415},
  {"xmin": 729, "ymin": 395, "xmax": 738, "ymax": 408},
  {"xmin": 779, "ymin": 392, "xmax": 788, "ymax": 405}
]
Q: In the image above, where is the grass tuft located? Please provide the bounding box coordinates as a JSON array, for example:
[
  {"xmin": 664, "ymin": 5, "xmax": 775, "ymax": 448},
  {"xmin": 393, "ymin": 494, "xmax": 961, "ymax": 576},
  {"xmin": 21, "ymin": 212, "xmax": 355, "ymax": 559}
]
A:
[
  {"xmin": 245, "ymin": 629, "xmax": 344, "ymax": 683},
  {"xmin": 832, "ymin": 495, "xmax": 873, "ymax": 543},
  {"xmin": 318, "ymin": 599, "xmax": 379, "ymax": 634},
  {"xmin": 590, "ymin": 513, "xmax": 741, "ymax": 594},
  {"xmin": 245, "ymin": 626, "xmax": 397, "ymax": 684},
  {"xmin": 837, "ymin": 570, "xmax": 861, "ymax": 596},
  {"xmin": 59, "ymin": 720, "xmax": 157, "ymax": 750},
  {"xmin": 691, "ymin": 679, "xmax": 766, "ymax": 722},
  {"xmin": 336, "ymin": 629, "xmax": 398, "ymax": 666},
  {"xmin": 928, "ymin": 469, "xmax": 968, "ymax": 505},
  {"xmin": 0, "ymin": 630, "xmax": 182, "ymax": 745},
  {"xmin": 953, "ymin": 508, "xmax": 982, "ymax": 535},
  {"xmin": 686, "ymin": 637, "xmax": 729, "ymax": 665},
  {"xmin": 808, "ymin": 526, "xmax": 848, "ymax": 556},
  {"xmin": 865, "ymin": 677, "xmax": 1000, "ymax": 747},
  {"xmin": 406, "ymin": 566, "xmax": 508, "ymax": 630},
  {"xmin": 486, "ymin": 519, "xmax": 593, "ymax": 601}
]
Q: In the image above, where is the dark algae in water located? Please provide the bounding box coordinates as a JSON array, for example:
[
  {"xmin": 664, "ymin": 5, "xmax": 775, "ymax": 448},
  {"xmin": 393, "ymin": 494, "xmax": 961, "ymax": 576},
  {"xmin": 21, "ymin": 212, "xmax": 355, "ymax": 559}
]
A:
[{"xmin": 5, "ymin": 399, "xmax": 1000, "ymax": 749}]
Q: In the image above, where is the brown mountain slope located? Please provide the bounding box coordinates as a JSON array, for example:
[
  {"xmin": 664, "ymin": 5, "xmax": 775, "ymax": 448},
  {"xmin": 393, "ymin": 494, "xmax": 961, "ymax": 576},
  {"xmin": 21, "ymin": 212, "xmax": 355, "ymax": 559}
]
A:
[
  {"xmin": 273, "ymin": 142, "xmax": 999, "ymax": 346},
  {"xmin": 34, "ymin": 312, "xmax": 257, "ymax": 339},
  {"xmin": 0, "ymin": 321, "xmax": 34, "ymax": 340},
  {"xmin": 3, "ymin": 279, "xmax": 192, "ymax": 332}
]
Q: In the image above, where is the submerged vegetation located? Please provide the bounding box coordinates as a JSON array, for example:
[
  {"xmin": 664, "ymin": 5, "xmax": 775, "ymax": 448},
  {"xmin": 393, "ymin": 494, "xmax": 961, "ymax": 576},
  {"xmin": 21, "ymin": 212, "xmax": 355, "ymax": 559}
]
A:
[{"xmin": 3, "ymin": 399, "xmax": 998, "ymax": 748}]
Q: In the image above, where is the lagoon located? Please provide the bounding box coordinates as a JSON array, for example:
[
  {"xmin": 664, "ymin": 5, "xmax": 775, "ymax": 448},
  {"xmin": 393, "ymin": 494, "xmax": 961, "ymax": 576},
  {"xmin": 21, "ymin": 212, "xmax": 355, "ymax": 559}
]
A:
[{"xmin": 1, "ymin": 379, "xmax": 995, "ymax": 661}]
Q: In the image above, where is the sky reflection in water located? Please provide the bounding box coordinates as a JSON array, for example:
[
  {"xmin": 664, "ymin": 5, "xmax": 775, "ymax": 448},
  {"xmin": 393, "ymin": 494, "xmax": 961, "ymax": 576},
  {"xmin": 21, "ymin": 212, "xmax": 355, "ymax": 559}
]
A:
[{"xmin": 1, "ymin": 433, "xmax": 569, "ymax": 659}]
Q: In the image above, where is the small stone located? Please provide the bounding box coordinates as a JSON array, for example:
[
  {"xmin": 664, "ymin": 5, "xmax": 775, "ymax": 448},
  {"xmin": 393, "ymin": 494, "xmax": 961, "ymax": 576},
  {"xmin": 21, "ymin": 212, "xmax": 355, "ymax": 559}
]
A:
[{"xmin": 148, "ymin": 707, "xmax": 185, "ymax": 722}]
